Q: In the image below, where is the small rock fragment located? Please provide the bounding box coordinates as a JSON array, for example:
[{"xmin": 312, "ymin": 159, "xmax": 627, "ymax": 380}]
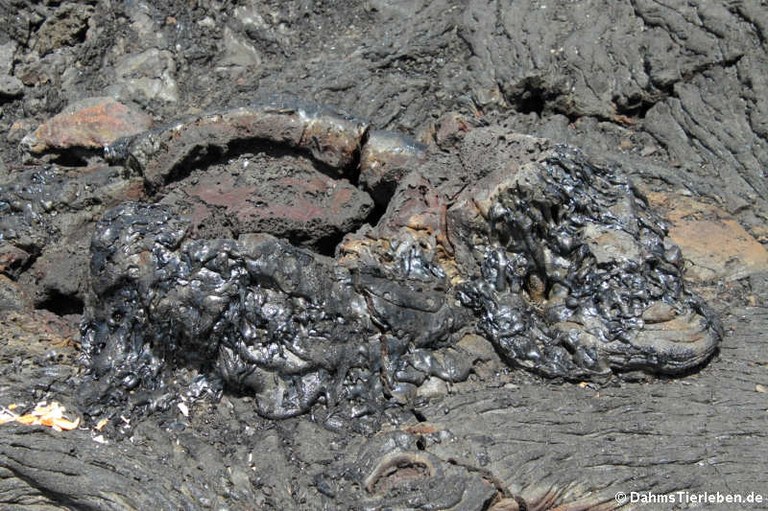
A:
[
  {"xmin": 360, "ymin": 130, "xmax": 426, "ymax": 206},
  {"xmin": 0, "ymin": 41, "xmax": 16, "ymax": 75},
  {"xmin": 0, "ymin": 275, "xmax": 29, "ymax": 311},
  {"xmin": 0, "ymin": 243, "xmax": 31, "ymax": 277},
  {"xmin": 488, "ymin": 498, "xmax": 522, "ymax": 511},
  {"xmin": 220, "ymin": 26, "xmax": 262, "ymax": 67},
  {"xmin": 108, "ymin": 48, "xmax": 179, "ymax": 104},
  {"xmin": 34, "ymin": 4, "xmax": 93, "ymax": 56},
  {"xmin": 0, "ymin": 75, "xmax": 23, "ymax": 99},
  {"xmin": 21, "ymin": 97, "xmax": 153, "ymax": 155},
  {"xmin": 433, "ymin": 112, "xmax": 473, "ymax": 148}
]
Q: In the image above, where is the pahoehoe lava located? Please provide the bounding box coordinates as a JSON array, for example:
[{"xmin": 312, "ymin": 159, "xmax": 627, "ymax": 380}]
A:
[{"xmin": 78, "ymin": 98, "xmax": 721, "ymax": 423}]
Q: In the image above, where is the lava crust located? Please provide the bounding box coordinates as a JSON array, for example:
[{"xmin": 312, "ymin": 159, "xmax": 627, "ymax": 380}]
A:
[{"xmin": 79, "ymin": 100, "xmax": 721, "ymax": 422}]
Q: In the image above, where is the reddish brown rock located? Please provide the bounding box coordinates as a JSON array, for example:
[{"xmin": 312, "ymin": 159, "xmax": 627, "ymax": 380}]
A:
[
  {"xmin": 161, "ymin": 152, "xmax": 374, "ymax": 251},
  {"xmin": 21, "ymin": 97, "xmax": 153, "ymax": 155}
]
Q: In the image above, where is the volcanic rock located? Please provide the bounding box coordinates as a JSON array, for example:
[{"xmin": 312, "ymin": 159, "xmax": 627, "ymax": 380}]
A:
[
  {"xmin": 106, "ymin": 98, "xmax": 368, "ymax": 190},
  {"xmin": 0, "ymin": 41, "xmax": 15, "ymax": 76},
  {"xmin": 78, "ymin": 104, "xmax": 721, "ymax": 423},
  {"xmin": 0, "ymin": 163, "xmax": 144, "ymax": 309},
  {"xmin": 33, "ymin": 3, "xmax": 93, "ymax": 56},
  {"xmin": 352, "ymin": 431, "xmax": 497, "ymax": 510},
  {"xmin": 359, "ymin": 129, "xmax": 427, "ymax": 206},
  {"xmin": 107, "ymin": 48, "xmax": 179, "ymax": 105},
  {"xmin": 160, "ymin": 152, "xmax": 374, "ymax": 250},
  {"xmin": 1, "ymin": 1, "xmax": 766, "ymax": 507},
  {"xmin": 0, "ymin": 74, "xmax": 23, "ymax": 99},
  {"xmin": 0, "ymin": 275, "xmax": 28, "ymax": 311},
  {"xmin": 647, "ymin": 191, "xmax": 768, "ymax": 283},
  {"xmin": 21, "ymin": 97, "xmax": 153, "ymax": 156}
]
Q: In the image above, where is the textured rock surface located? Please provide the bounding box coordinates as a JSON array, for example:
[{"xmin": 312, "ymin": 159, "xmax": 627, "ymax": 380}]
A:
[
  {"xmin": 647, "ymin": 191, "xmax": 768, "ymax": 283},
  {"xmin": 21, "ymin": 97, "xmax": 153, "ymax": 155},
  {"xmin": 160, "ymin": 152, "xmax": 374, "ymax": 250},
  {"xmin": 448, "ymin": 131, "xmax": 719, "ymax": 378},
  {"xmin": 0, "ymin": 1, "xmax": 767, "ymax": 510},
  {"xmin": 0, "ymin": 74, "xmax": 23, "ymax": 99},
  {"xmin": 78, "ymin": 113, "xmax": 720, "ymax": 424},
  {"xmin": 0, "ymin": 164, "xmax": 143, "ymax": 310}
]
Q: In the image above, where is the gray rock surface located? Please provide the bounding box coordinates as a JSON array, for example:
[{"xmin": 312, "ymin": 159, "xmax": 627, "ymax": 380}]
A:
[
  {"xmin": 0, "ymin": 1, "xmax": 766, "ymax": 510},
  {"xmin": 0, "ymin": 74, "xmax": 23, "ymax": 98},
  {"xmin": 107, "ymin": 48, "xmax": 179, "ymax": 105},
  {"xmin": 0, "ymin": 41, "xmax": 15, "ymax": 75}
]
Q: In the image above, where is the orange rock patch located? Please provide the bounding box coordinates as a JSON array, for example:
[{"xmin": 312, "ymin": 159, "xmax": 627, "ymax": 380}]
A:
[{"xmin": 646, "ymin": 191, "xmax": 768, "ymax": 282}]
